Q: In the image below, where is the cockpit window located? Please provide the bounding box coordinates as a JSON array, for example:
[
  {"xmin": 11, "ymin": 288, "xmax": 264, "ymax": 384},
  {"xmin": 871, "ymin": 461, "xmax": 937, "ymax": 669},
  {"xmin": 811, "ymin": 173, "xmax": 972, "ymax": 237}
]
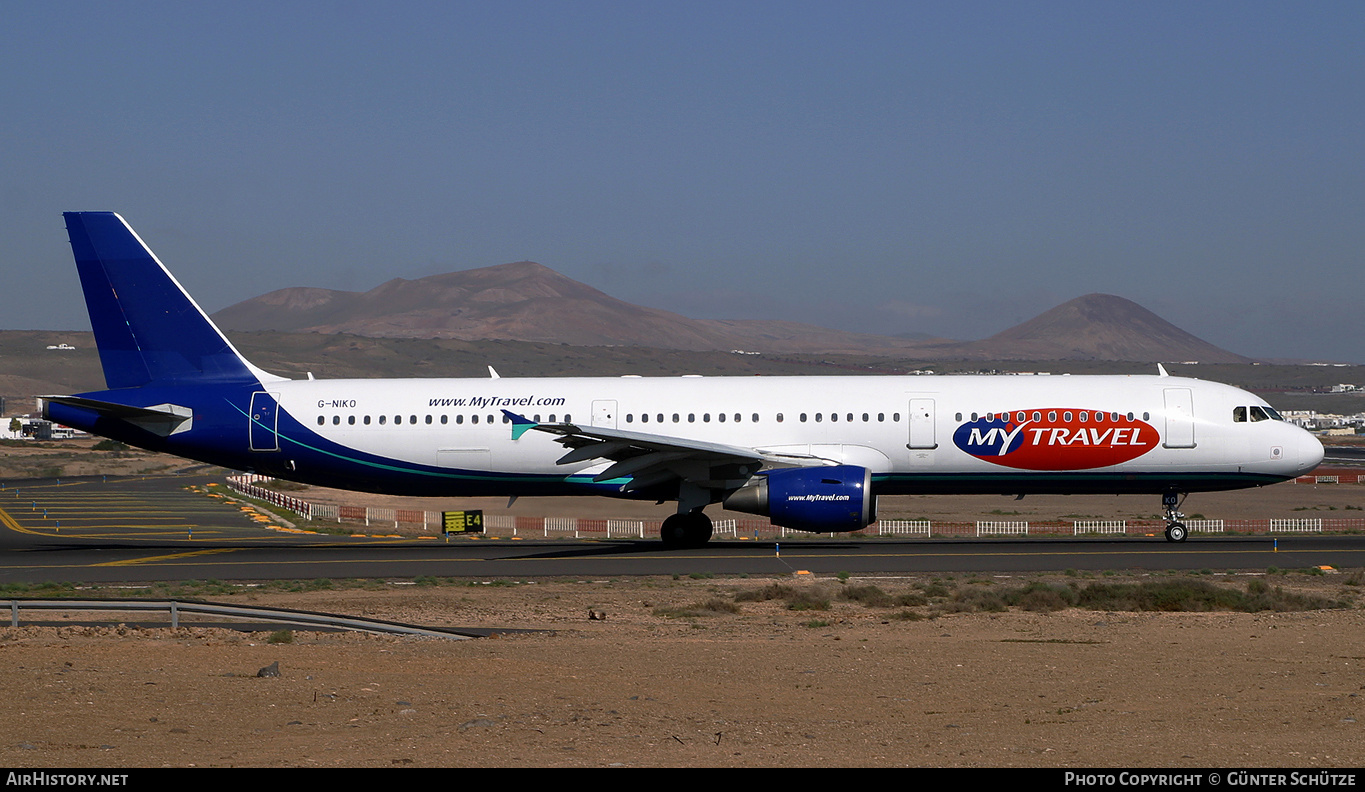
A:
[{"xmin": 1235, "ymin": 405, "xmax": 1284, "ymax": 423}]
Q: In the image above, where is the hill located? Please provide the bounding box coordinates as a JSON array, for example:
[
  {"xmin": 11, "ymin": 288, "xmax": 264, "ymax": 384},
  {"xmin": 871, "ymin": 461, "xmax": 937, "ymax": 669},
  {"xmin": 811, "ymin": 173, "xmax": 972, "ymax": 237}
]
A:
[
  {"xmin": 213, "ymin": 262, "xmax": 1249, "ymax": 363},
  {"xmin": 943, "ymin": 294, "xmax": 1253, "ymax": 364},
  {"xmin": 212, "ymin": 261, "xmax": 930, "ymax": 355}
]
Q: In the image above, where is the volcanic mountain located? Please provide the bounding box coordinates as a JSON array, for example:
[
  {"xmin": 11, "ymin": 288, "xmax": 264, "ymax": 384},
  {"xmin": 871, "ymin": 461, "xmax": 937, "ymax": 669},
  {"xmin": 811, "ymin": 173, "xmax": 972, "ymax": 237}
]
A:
[
  {"xmin": 212, "ymin": 262, "xmax": 1250, "ymax": 362},
  {"xmin": 210, "ymin": 261, "xmax": 929, "ymax": 355},
  {"xmin": 942, "ymin": 294, "xmax": 1252, "ymax": 363}
]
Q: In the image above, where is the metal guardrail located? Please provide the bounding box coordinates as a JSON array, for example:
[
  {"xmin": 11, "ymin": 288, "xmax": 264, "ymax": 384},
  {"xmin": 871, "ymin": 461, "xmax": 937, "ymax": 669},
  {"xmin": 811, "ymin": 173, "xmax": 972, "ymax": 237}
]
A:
[{"xmin": 5, "ymin": 598, "xmax": 473, "ymax": 640}]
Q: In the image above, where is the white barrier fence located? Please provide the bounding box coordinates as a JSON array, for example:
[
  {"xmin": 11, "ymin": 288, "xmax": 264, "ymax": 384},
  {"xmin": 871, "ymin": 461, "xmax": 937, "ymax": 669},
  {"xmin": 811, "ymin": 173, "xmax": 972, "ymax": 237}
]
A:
[
  {"xmin": 1073, "ymin": 520, "xmax": 1126, "ymax": 535},
  {"xmin": 878, "ymin": 520, "xmax": 932, "ymax": 537},
  {"xmin": 977, "ymin": 521, "xmax": 1028, "ymax": 536},
  {"xmin": 1185, "ymin": 519, "xmax": 1225, "ymax": 534},
  {"xmin": 607, "ymin": 519, "xmax": 647, "ymax": 538},
  {"xmin": 711, "ymin": 519, "xmax": 738, "ymax": 538},
  {"xmin": 1269, "ymin": 518, "xmax": 1323, "ymax": 533}
]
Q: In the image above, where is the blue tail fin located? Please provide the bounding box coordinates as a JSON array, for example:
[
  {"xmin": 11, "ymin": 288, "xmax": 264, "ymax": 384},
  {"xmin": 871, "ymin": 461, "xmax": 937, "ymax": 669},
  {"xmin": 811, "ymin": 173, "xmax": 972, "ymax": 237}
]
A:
[{"xmin": 64, "ymin": 212, "xmax": 266, "ymax": 389}]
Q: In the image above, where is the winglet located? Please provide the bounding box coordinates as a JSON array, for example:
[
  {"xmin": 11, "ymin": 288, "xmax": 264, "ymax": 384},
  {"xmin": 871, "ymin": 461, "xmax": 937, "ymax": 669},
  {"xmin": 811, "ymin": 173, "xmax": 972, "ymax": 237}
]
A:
[
  {"xmin": 503, "ymin": 410, "xmax": 537, "ymax": 440},
  {"xmin": 1157, "ymin": 363, "xmax": 1170, "ymax": 378}
]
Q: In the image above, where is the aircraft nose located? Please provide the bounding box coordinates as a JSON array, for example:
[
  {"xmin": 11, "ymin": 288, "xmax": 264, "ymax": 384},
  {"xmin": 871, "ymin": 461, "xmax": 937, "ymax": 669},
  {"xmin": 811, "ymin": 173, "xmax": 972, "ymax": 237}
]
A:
[{"xmin": 1296, "ymin": 428, "xmax": 1324, "ymax": 476}]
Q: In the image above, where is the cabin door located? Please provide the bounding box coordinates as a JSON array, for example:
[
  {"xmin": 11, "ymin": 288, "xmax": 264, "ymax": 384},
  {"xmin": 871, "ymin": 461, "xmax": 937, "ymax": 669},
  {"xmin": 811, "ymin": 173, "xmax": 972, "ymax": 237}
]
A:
[
  {"xmin": 907, "ymin": 398, "xmax": 937, "ymax": 450},
  {"xmin": 249, "ymin": 391, "xmax": 280, "ymax": 452},
  {"xmin": 1162, "ymin": 388, "xmax": 1196, "ymax": 449}
]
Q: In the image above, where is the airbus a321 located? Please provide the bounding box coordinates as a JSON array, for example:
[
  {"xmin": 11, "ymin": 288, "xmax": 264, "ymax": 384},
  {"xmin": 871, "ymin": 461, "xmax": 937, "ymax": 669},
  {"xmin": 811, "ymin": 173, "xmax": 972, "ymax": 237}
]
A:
[{"xmin": 42, "ymin": 213, "xmax": 1324, "ymax": 546}]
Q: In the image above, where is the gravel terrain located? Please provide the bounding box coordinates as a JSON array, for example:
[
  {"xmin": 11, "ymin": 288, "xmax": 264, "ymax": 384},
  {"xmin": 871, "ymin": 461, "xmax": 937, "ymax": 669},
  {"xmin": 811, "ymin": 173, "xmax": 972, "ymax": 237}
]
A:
[{"xmin": 1, "ymin": 574, "xmax": 1362, "ymax": 768}]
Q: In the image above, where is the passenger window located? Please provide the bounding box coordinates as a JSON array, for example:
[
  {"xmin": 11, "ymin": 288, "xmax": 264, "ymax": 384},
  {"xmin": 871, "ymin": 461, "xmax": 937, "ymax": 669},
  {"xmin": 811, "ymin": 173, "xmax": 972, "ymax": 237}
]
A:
[
  {"xmin": 471, "ymin": 415, "xmax": 479, "ymax": 424},
  {"xmin": 364, "ymin": 415, "xmax": 371, "ymax": 425},
  {"xmin": 815, "ymin": 413, "xmax": 823, "ymax": 422},
  {"xmin": 752, "ymin": 413, "xmax": 759, "ymax": 423},
  {"xmin": 332, "ymin": 416, "xmax": 340, "ymax": 425},
  {"xmin": 348, "ymin": 416, "xmax": 356, "ymax": 425},
  {"xmin": 626, "ymin": 414, "xmax": 633, "ymax": 423},
  {"xmin": 379, "ymin": 415, "xmax": 387, "ymax": 425},
  {"xmin": 456, "ymin": 415, "xmax": 464, "ymax": 424},
  {"xmin": 425, "ymin": 415, "xmax": 432, "ymax": 424},
  {"xmin": 317, "ymin": 416, "xmax": 324, "ymax": 426},
  {"xmin": 440, "ymin": 415, "xmax": 447, "ymax": 424},
  {"xmin": 776, "ymin": 413, "xmax": 783, "ymax": 423}
]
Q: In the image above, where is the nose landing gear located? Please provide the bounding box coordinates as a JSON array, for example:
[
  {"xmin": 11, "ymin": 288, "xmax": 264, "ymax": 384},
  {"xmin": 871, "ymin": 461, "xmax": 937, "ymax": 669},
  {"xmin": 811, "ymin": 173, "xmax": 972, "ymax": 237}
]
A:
[{"xmin": 1162, "ymin": 491, "xmax": 1188, "ymax": 543}]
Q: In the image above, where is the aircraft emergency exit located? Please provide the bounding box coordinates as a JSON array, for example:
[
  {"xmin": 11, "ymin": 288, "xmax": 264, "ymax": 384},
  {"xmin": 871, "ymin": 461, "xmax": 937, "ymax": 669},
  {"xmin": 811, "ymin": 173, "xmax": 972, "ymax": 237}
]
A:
[{"xmin": 43, "ymin": 213, "xmax": 1324, "ymax": 546}]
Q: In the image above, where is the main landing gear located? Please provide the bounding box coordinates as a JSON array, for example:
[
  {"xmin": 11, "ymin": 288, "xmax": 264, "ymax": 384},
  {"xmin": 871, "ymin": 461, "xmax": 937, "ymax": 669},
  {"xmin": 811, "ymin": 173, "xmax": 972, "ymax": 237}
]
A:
[
  {"xmin": 1162, "ymin": 491, "xmax": 1188, "ymax": 543},
  {"xmin": 661, "ymin": 511, "xmax": 713, "ymax": 548}
]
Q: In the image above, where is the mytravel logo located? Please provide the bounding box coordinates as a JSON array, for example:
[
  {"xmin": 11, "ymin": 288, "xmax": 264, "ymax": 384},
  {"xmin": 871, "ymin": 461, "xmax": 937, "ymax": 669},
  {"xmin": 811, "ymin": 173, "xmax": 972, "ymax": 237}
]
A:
[{"xmin": 952, "ymin": 408, "xmax": 1159, "ymax": 471}]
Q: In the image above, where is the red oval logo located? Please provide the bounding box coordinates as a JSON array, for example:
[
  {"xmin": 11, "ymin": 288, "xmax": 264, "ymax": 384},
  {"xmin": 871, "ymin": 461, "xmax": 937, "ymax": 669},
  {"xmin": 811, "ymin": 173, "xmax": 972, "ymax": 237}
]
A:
[{"xmin": 953, "ymin": 408, "xmax": 1159, "ymax": 470}]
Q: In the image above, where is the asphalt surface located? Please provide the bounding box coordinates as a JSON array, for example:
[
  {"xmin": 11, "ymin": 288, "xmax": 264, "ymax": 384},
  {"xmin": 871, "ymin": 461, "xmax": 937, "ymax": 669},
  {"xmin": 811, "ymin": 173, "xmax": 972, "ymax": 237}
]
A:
[{"xmin": 2, "ymin": 473, "xmax": 1363, "ymax": 584}]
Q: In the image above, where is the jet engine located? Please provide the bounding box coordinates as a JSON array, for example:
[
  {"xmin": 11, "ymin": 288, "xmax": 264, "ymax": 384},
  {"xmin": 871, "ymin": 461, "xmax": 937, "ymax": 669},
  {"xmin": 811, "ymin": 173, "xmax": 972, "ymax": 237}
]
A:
[{"xmin": 722, "ymin": 465, "xmax": 875, "ymax": 533}]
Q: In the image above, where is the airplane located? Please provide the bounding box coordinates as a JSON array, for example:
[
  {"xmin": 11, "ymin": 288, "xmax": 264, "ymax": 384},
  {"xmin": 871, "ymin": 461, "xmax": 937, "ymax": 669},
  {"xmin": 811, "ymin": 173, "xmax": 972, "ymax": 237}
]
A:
[{"xmin": 42, "ymin": 212, "xmax": 1324, "ymax": 546}]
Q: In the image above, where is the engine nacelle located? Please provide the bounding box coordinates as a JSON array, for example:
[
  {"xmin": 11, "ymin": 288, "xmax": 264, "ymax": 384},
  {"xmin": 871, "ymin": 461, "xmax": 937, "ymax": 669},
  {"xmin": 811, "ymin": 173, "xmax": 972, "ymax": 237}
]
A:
[{"xmin": 722, "ymin": 465, "xmax": 875, "ymax": 533}]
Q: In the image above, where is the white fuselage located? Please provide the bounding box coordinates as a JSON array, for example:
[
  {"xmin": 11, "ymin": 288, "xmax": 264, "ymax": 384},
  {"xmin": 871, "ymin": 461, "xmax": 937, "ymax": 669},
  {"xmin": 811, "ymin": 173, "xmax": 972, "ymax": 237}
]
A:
[{"xmin": 272, "ymin": 372, "xmax": 1322, "ymax": 491}]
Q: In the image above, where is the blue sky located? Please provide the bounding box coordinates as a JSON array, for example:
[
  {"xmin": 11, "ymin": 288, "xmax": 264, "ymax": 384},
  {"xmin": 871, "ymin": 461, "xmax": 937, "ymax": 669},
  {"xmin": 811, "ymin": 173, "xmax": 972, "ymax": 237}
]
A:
[{"xmin": 3, "ymin": 2, "xmax": 1362, "ymax": 361}]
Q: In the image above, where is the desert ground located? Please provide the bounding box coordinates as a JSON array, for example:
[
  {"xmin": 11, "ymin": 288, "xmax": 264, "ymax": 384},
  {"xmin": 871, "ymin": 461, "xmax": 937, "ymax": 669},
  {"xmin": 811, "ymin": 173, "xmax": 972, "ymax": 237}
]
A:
[{"xmin": 1, "ymin": 573, "xmax": 1363, "ymax": 768}]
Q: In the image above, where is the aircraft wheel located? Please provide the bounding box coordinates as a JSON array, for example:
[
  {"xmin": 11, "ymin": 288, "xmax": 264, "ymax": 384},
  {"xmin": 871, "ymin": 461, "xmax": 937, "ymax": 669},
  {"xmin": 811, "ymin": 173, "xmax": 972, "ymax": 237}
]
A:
[
  {"xmin": 661, "ymin": 512, "xmax": 712, "ymax": 548},
  {"xmin": 1166, "ymin": 522, "xmax": 1188, "ymax": 543}
]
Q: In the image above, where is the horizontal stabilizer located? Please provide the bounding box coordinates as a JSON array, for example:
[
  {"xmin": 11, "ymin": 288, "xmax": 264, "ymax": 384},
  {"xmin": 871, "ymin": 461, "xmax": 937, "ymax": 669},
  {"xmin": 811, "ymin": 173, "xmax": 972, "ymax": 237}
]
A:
[{"xmin": 41, "ymin": 395, "xmax": 193, "ymax": 437}]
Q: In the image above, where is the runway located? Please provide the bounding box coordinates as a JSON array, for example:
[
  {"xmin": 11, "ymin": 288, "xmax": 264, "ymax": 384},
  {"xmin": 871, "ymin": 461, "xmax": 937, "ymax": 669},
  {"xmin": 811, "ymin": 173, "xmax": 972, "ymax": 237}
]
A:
[{"xmin": 2, "ymin": 474, "xmax": 1363, "ymax": 584}]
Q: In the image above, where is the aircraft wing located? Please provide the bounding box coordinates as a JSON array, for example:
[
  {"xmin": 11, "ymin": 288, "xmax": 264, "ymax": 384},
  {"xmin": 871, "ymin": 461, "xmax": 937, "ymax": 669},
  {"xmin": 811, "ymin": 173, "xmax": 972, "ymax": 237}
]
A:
[{"xmin": 502, "ymin": 410, "xmax": 833, "ymax": 493}]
